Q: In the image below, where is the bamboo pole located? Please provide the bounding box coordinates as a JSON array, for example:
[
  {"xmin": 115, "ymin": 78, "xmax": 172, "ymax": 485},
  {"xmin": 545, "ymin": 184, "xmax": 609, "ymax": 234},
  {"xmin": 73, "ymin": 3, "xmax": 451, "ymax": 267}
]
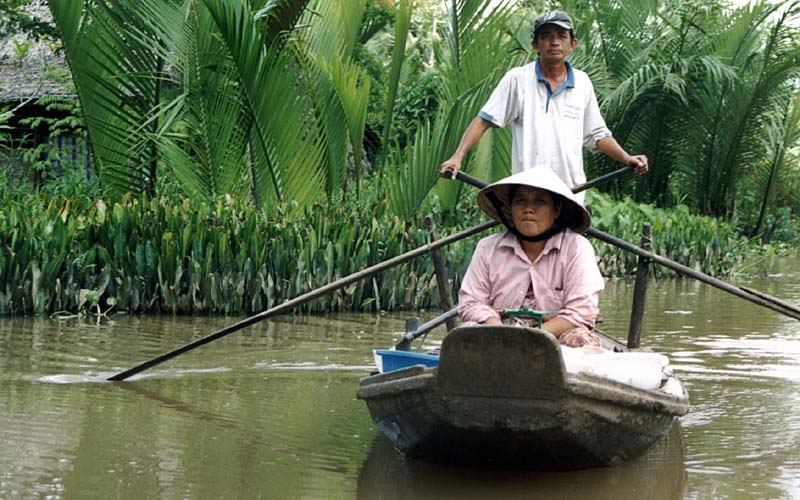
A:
[
  {"xmin": 107, "ymin": 220, "xmax": 497, "ymax": 381},
  {"xmin": 740, "ymin": 286, "xmax": 800, "ymax": 317},
  {"xmin": 425, "ymin": 215, "xmax": 458, "ymax": 332},
  {"xmin": 626, "ymin": 224, "xmax": 651, "ymax": 349},
  {"xmin": 586, "ymin": 228, "xmax": 800, "ymax": 321}
]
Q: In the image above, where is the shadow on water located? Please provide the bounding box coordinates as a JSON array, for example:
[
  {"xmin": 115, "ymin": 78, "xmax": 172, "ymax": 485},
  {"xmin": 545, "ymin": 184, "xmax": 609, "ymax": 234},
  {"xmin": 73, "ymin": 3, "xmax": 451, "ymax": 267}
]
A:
[
  {"xmin": 356, "ymin": 422, "xmax": 687, "ymax": 500},
  {"xmin": 111, "ymin": 380, "xmax": 311, "ymax": 456}
]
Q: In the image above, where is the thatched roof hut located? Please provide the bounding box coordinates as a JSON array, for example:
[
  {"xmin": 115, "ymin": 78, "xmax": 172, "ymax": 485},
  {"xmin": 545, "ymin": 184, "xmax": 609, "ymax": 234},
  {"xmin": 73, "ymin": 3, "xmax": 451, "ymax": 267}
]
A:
[
  {"xmin": 0, "ymin": 2, "xmax": 89, "ymax": 185},
  {"xmin": 0, "ymin": 1, "xmax": 73, "ymax": 104}
]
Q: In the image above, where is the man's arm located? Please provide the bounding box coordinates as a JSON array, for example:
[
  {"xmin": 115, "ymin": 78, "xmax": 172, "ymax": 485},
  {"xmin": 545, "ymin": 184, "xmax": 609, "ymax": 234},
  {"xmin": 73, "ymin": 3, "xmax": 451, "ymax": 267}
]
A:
[
  {"xmin": 595, "ymin": 137, "xmax": 649, "ymax": 175},
  {"xmin": 439, "ymin": 116, "xmax": 493, "ymax": 179}
]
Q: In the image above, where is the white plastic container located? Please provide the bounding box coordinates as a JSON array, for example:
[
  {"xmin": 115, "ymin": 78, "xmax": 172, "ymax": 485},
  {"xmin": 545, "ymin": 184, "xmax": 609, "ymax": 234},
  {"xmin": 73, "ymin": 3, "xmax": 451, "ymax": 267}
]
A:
[{"xmin": 561, "ymin": 347, "xmax": 669, "ymax": 390}]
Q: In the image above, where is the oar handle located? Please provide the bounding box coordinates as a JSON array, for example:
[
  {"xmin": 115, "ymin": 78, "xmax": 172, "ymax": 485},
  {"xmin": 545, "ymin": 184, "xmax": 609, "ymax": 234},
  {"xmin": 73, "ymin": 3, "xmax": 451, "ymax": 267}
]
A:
[
  {"xmin": 403, "ymin": 307, "xmax": 458, "ymax": 342},
  {"xmin": 441, "ymin": 164, "xmax": 635, "ymax": 194},
  {"xmin": 394, "ymin": 307, "xmax": 459, "ymax": 350},
  {"xmin": 571, "ymin": 165, "xmax": 634, "ymax": 193},
  {"xmin": 441, "ymin": 169, "xmax": 487, "ymax": 189}
]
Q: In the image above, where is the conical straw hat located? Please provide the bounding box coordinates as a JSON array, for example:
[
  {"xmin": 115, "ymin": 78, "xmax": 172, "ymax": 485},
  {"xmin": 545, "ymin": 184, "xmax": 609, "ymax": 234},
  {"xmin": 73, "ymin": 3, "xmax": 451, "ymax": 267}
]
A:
[{"xmin": 476, "ymin": 165, "xmax": 591, "ymax": 233}]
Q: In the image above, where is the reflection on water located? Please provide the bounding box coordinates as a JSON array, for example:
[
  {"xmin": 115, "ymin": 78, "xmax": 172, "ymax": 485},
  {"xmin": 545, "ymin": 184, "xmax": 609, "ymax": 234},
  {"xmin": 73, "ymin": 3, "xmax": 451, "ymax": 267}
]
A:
[
  {"xmin": 2, "ymin": 256, "xmax": 800, "ymax": 499},
  {"xmin": 357, "ymin": 424, "xmax": 686, "ymax": 500}
]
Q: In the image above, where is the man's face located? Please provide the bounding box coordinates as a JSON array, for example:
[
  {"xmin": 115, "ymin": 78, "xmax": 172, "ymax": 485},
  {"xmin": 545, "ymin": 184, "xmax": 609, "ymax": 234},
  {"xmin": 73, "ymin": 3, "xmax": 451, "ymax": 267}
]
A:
[{"xmin": 532, "ymin": 25, "xmax": 577, "ymax": 65}]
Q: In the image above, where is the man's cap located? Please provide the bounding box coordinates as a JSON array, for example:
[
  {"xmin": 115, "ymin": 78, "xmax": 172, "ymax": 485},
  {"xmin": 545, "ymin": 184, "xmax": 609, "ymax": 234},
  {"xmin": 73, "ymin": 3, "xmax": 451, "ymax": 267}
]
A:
[{"xmin": 533, "ymin": 11, "xmax": 574, "ymax": 35}]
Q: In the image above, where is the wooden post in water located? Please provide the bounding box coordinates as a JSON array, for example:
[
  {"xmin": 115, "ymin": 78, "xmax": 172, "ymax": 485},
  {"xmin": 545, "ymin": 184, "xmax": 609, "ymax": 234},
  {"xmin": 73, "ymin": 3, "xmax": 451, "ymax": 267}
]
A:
[
  {"xmin": 425, "ymin": 215, "xmax": 458, "ymax": 332},
  {"xmin": 627, "ymin": 223, "xmax": 652, "ymax": 349}
]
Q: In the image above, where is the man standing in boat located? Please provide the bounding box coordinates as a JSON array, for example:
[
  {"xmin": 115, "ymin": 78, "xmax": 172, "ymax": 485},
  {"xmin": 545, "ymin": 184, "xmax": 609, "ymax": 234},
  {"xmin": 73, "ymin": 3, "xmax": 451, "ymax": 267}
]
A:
[{"xmin": 439, "ymin": 10, "xmax": 648, "ymax": 201}]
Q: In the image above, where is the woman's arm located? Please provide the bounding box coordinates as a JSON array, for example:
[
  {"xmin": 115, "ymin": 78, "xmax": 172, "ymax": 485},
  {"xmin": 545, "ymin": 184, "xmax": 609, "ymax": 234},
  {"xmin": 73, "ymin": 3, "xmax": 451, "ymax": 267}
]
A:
[
  {"xmin": 540, "ymin": 316, "xmax": 577, "ymax": 337},
  {"xmin": 458, "ymin": 238, "xmax": 503, "ymax": 324},
  {"xmin": 552, "ymin": 234, "xmax": 604, "ymax": 330}
]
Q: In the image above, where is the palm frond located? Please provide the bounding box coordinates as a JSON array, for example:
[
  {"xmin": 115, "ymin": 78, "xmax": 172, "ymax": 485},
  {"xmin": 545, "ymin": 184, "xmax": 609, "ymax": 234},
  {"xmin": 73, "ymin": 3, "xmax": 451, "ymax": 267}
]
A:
[
  {"xmin": 290, "ymin": 0, "xmax": 371, "ymax": 201},
  {"xmin": 253, "ymin": 0, "xmax": 312, "ymax": 51},
  {"xmin": 139, "ymin": 0, "xmax": 252, "ymax": 202},
  {"xmin": 380, "ymin": 0, "xmax": 413, "ymax": 165},
  {"xmin": 203, "ymin": 0, "xmax": 326, "ymax": 213},
  {"xmin": 49, "ymin": 0, "xmax": 168, "ymax": 196},
  {"xmin": 385, "ymin": 119, "xmax": 446, "ymax": 219}
]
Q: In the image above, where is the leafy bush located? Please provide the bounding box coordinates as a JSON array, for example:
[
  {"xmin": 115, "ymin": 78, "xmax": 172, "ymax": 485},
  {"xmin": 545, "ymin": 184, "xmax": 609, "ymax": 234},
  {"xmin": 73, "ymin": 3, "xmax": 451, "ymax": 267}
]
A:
[{"xmin": 389, "ymin": 71, "xmax": 442, "ymax": 148}]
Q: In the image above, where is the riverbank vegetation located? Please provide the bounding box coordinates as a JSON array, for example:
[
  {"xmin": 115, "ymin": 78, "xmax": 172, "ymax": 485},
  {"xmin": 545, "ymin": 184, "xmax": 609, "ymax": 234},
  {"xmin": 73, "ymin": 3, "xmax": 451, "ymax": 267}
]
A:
[
  {"xmin": 0, "ymin": 185, "xmax": 785, "ymax": 316},
  {"xmin": 1, "ymin": 0, "xmax": 799, "ymax": 316}
]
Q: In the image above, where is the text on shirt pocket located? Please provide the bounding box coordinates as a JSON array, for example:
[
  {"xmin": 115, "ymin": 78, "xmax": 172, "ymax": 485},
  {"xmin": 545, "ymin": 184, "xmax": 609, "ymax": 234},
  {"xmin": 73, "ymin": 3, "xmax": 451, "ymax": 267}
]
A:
[{"xmin": 562, "ymin": 103, "xmax": 582, "ymax": 120}]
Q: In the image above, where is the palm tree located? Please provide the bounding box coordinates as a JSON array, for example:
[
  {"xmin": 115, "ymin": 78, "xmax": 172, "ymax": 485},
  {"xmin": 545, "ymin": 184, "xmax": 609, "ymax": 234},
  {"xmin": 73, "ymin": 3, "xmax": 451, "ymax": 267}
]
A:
[
  {"xmin": 384, "ymin": 0, "xmax": 523, "ymax": 220},
  {"xmin": 49, "ymin": 0, "xmax": 167, "ymax": 196},
  {"xmin": 565, "ymin": 0, "xmax": 800, "ymax": 220},
  {"xmin": 749, "ymin": 90, "xmax": 800, "ymax": 237},
  {"xmin": 49, "ymin": 0, "xmax": 373, "ymax": 214},
  {"xmin": 292, "ymin": 0, "xmax": 371, "ymax": 202}
]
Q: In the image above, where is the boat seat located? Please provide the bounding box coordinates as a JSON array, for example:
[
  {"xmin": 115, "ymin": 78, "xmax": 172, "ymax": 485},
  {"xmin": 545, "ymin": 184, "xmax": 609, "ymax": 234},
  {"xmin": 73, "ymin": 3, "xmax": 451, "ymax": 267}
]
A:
[{"xmin": 437, "ymin": 325, "xmax": 567, "ymax": 399}]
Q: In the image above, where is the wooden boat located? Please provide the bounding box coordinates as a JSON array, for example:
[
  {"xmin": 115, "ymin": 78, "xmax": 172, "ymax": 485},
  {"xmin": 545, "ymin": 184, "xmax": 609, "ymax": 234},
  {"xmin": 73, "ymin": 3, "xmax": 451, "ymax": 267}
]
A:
[{"xmin": 357, "ymin": 325, "xmax": 689, "ymax": 470}]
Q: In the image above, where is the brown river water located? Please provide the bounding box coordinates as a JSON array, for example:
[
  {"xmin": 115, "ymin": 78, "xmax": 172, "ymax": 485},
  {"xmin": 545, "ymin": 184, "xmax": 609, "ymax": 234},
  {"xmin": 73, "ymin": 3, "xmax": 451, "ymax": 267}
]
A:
[{"xmin": 2, "ymin": 259, "xmax": 800, "ymax": 499}]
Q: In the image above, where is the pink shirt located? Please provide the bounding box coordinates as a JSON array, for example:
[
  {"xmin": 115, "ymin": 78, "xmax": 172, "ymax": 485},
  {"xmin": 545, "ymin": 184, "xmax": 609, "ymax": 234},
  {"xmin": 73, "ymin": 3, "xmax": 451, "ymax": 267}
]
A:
[{"xmin": 458, "ymin": 230, "xmax": 604, "ymax": 328}]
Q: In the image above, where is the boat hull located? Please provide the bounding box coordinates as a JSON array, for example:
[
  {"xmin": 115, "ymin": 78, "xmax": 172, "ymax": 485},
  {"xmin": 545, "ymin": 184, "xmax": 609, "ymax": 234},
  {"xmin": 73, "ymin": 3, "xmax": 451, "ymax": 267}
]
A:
[{"xmin": 357, "ymin": 325, "xmax": 689, "ymax": 469}]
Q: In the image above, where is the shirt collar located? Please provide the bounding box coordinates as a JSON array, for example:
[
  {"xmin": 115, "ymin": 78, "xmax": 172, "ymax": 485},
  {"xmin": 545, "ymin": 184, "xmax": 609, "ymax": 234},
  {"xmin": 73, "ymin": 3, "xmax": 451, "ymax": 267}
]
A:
[
  {"xmin": 499, "ymin": 229, "xmax": 566, "ymax": 260},
  {"xmin": 534, "ymin": 60, "xmax": 575, "ymax": 89}
]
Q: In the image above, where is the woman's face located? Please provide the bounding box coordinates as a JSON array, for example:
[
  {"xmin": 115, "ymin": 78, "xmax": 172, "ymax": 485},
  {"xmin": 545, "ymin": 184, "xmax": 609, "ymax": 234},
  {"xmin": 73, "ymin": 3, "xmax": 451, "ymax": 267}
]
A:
[{"xmin": 510, "ymin": 186, "xmax": 560, "ymax": 237}]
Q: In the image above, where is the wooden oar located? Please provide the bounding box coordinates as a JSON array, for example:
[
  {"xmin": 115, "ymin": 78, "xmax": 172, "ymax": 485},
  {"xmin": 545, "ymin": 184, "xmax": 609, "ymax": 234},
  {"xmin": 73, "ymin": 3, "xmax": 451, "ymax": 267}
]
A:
[
  {"xmin": 740, "ymin": 286, "xmax": 800, "ymax": 317},
  {"xmin": 395, "ymin": 307, "xmax": 459, "ymax": 351},
  {"xmin": 448, "ymin": 168, "xmax": 800, "ymax": 323},
  {"xmin": 444, "ymin": 164, "xmax": 634, "ymax": 193},
  {"xmin": 586, "ymin": 229, "xmax": 800, "ymax": 321},
  {"xmin": 107, "ymin": 220, "xmax": 497, "ymax": 381}
]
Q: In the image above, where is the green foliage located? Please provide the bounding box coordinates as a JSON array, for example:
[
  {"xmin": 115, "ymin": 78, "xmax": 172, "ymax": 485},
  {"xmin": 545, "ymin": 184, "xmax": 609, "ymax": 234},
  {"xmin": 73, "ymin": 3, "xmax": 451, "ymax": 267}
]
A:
[
  {"xmin": 389, "ymin": 71, "xmax": 441, "ymax": 148},
  {"xmin": 3, "ymin": 0, "xmax": 799, "ymax": 318},
  {"xmin": 0, "ymin": 107, "xmax": 13, "ymax": 155},
  {"xmin": 587, "ymin": 190, "xmax": 749, "ymax": 277},
  {"xmin": 18, "ymin": 94, "xmax": 88, "ymax": 174},
  {"xmin": 23, "ymin": 0, "xmax": 800, "ymax": 224},
  {"xmin": 379, "ymin": 0, "xmax": 412, "ymax": 169},
  {"xmin": 0, "ymin": 189, "xmax": 482, "ymax": 316},
  {"xmin": 0, "ymin": 0, "xmax": 58, "ymax": 39},
  {"xmin": 1, "ymin": 183, "xmax": 765, "ymax": 316}
]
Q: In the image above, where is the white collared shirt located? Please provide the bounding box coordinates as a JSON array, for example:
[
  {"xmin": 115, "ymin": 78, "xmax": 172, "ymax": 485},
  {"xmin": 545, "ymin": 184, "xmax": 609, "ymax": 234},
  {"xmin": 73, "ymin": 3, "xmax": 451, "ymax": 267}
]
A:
[{"xmin": 479, "ymin": 61, "xmax": 612, "ymax": 202}]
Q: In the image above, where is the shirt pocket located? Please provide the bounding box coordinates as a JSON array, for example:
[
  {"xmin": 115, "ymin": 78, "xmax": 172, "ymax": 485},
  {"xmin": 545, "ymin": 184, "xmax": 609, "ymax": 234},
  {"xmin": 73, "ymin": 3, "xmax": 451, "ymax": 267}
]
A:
[
  {"xmin": 562, "ymin": 102, "xmax": 583, "ymax": 120},
  {"xmin": 534, "ymin": 287, "xmax": 564, "ymax": 315}
]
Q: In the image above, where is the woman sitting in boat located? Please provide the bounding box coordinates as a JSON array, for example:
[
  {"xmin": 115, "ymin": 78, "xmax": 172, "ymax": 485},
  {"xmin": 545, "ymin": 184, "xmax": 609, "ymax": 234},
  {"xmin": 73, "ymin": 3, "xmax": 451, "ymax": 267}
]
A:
[{"xmin": 458, "ymin": 165, "xmax": 604, "ymax": 347}]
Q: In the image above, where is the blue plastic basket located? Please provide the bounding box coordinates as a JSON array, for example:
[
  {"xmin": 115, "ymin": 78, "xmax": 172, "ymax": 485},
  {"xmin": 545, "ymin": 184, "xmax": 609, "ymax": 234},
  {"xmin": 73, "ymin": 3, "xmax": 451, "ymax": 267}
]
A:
[{"xmin": 375, "ymin": 349, "xmax": 439, "ymax": 373}]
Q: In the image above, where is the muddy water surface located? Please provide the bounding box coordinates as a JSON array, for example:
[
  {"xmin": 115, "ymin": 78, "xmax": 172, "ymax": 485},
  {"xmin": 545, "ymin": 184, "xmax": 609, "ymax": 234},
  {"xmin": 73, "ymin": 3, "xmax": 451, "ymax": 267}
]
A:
[{"xmin": 2, "ymin": 259, "xmax": 800, "ymax": 499}]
